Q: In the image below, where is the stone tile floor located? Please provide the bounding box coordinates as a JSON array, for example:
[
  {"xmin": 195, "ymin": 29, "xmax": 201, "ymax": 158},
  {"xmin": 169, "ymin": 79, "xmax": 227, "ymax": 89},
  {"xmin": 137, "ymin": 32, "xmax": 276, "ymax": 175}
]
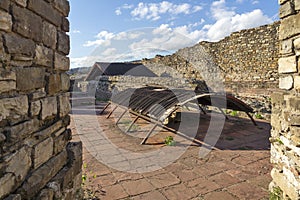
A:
[{"xmin": 70, "ymin": 103, "xmax": 272, "ymax": 200}]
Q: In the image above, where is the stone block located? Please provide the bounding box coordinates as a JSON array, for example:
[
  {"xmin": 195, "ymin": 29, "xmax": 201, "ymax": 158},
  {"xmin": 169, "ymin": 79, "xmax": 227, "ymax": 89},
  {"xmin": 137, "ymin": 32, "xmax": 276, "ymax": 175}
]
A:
[
  {"xmin": 55, "ymin": 53, "xmax": 70, "ymax": 71},
  {"xmin": 0, "ymin": 81, "xmax": 16, "ymax": 93},
  {"xmin": 16, "ymin": 68, "xmax": 45, "ymax": 91},
  {"xmin": 279, "ymin": 13, "xmax": 300, "ymax": 40},
  {"xmin": 271, "ymin": 168, "xmax": 299, "ymax": 200},
  {"xmin": 0, "ymin": 95, "xmax": 28, "ymax": 124},
  {"xmin": 291, "ymin": 126, "xmax": 300, "ymax": 137},
  {"xmin": 35, "ymin": 45, "xmax": 53, "ymax": 67},
  {"xmin": 295, "ymin": 0, "xmax": 300, "ymax": 11},
  {"xmin": 66, "ymin": 142, "xmax": 82, "ymax": 176},
  {"xmin": 30, "ymin": 88, "xmax": 46, "ymax": 100},
  {"xmin": 0, "ymin": 133, "xmax": 6, "ymax": 143},
  {"xmin": 57, "ymin": 32, "xmax": 70, "ymax": 55},
  {"xmin": 12, "ymin": 5, "xmax": 43, "ymax": 42},
  {"xmin": 42, "ymin": 21, "xmax": 57, "ymax": 49},
  {"xmin": 36, "ymin": 189, "xmax": 54, "ymax": 200},
  {"xmin": 288, "ymin": 96, "xmax": 300, "ymax": 111},
  {"xmin": 4, "ymin": 194, "xmax": 21, "ymax": 200},
  {"xmin": 294, "ymin": 37, "xmax": 300, "ymax": 56},
  {"xmin": 4, "ymin": 146, "xmax": 31, "ymax": 182},
  {"xmin": 46, "ymin": 73, "xmax": 61, "ymax": 95},
  {"xmin": 61, "ymin": 73, "xmax": 70, "ymax": 91},
  {"xmin": 40, "ymin": 97, "xmax": 57, "ymax": 120},
  {"xmin": 28, "ymin": 0, "xmax": 62, "ymax": 27},
  {"xmin": 278, "ymin": 56, "xmax": 297, "ymax": 73},
  {"xmin": 33, "ymin": 137, "xmax": 53, "ymax": 169},
  {"xmin": 18, "ymin": 150, "xmax": 67, "ymax": 199},
  {"xmin": 280, "ymin": 1, "xmax": 294, "ymax": 18},
  {"xmin": 59, "ymin": 93, "xmax": 70, "ymax": 117},
  {"xmin": 53, "ymin": 0, "xmax": 70, "ymax": 17},
  {"xmin": 62, "ymin": 17, "xmax": 69, "ymax": 32},
  {"xmin": 6, "ymin": 119, "xmax": 40, "ymax": 142},
  {"xmin": 280, "ymin": 39, "xmax": 293, "ymax": 55},
  {"xmin": 0, "ymin": 173, "xmax": 16, "ymax": 199},
  {"xmin": 30, "ymin": 120, "xmax": 62, "ymax": 144},
  {"xmin": 279, "ymin": 0, "xmax": 288, "ymax": 5},
  {"xmin": 0, "ymin": 10, "xmax": 12, "ymax": 32},
  {"xmin": 30, "ymin": 100, "xmax": 41, "ymax": 116},
  {"xmin": 0, "ymin": 69, "xmax": 16, "ymax": 81},
  {"xmin": 53, "ymin": 129, "xmax": 71, "ymax": 155},
  {"xmin": 14, "ymin": 0, "xmax": 27, "ymax": 7},
  {"xmin": 279, "ymin": 76, "xmax": 294, "ymax": 90},
  {"xmin": 0, "ymin": 0, "xmax": 10, "ymax": 11},
  {"xmin": 4, "ymin": 33, "xmax": 35, "ymax": 57}
]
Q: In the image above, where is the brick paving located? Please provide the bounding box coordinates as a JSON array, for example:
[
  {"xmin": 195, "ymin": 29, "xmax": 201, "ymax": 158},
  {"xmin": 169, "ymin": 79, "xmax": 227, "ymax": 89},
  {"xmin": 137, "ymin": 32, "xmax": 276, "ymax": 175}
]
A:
[{"xmin": 70, "ymin": 103, "xmax": 272, "ymax": 200}]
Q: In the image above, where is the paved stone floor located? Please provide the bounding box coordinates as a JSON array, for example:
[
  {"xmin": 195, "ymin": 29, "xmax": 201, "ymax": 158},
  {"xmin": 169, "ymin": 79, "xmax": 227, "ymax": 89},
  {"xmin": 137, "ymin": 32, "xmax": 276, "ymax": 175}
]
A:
[{"xmin": 70, "ymin": 103, "xmax": 272, "ymax": 200}]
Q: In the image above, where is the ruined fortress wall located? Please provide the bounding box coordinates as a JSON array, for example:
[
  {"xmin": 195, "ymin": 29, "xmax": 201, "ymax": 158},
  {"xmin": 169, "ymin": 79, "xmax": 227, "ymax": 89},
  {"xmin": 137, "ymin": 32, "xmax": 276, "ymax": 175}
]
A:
[
  {"xmin": 269, "ymin": 1, "xmax": 300, "ymax": 199},
  {"xmin": 0, "ymin": 0, "xmax": 82, "ymax": 199}
]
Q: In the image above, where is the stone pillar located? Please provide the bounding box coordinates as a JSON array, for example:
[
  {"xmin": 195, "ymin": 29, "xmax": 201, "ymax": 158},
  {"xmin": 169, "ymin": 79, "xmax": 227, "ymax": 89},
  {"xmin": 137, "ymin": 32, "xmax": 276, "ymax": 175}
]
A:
[
  {"xmin": 0, "ymin": 0, "xmax": 82, "ymax": 199},
  {"xmin": 270, "ymin": 0, "xmax": 300, "ymax": 199}
]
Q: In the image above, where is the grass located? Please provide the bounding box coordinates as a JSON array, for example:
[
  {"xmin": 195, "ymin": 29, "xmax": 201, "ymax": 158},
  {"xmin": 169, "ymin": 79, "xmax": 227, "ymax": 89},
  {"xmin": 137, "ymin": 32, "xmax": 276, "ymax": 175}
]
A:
[
  {"xmin": 270, "ymin": 187, "xmax": 283, "ymax": 200},
  {"xmin": 165, "ymin": 136, "xmax": 176, "ymax": 146}
]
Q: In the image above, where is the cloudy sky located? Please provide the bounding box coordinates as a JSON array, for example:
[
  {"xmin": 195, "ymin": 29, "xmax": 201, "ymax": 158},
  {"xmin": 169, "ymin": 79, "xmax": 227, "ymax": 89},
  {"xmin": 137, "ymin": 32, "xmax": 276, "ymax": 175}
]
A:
[{"xmin": 69, "ymin": 0, "xmax": 279, "ymax": 68}]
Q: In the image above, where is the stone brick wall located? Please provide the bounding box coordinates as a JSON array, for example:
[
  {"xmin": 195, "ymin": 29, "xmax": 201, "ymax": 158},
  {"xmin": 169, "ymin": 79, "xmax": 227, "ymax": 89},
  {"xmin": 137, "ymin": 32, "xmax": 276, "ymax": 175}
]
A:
[
  {"xmin": 142, "ymin": 22, "xmax": 279, "ymax": 117},
  {"xmin": 269, "ymin": 0, "xmax": 300, "ymax": 199},
  {"xmin": 0, "ymin": 0, "xmax": 82, "ymax": 199}
]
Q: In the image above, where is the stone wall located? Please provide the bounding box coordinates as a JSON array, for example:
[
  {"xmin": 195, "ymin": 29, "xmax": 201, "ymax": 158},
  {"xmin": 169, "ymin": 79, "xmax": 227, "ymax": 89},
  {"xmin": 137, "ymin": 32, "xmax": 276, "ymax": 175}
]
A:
[
  {"xmin": 89, "ymin": 75, "xmax": 192, "ymax": 101},
  {"xmin": 269, "ymin": 0, "xmax": 300, "ymax": 199},
  {"xmin": 142, "ymin": 22, "xmax": 280, "ymax": 117},
  {"xmin": 0, "ymin": 0, "xmax": 82, "ymax": 199}
]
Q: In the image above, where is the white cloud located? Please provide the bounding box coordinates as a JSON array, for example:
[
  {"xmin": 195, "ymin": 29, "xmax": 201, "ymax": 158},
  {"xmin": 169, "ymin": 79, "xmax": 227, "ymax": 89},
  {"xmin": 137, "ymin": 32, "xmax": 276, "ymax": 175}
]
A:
[
  {"xmin": 101, "ymin": 48, "xmax": 117, "ymax": 56},
  {"xmin": 252, "ymin": 0, "xmax": 259, "ymax": 4},
  {"xmin": 115, "ymin": 4, "xmax": 134, "ymax": 16},
  {"xmin": 84, "ymin": 31, "xmax": 115, "ymax": 47},
  {"xmin": 115, "ymin": 8, "xmax": 122, "ymax": 15},
  {"xmin": 204, "ymin": 0, "xmax": 272, "ymax": 41},
  {"xmin": 130, "ymin": 1, "xmax": 202, "ymax": 21},
  {"xmin": 72, "ymin": 29, "xmax": 81, "ymax": 34}
]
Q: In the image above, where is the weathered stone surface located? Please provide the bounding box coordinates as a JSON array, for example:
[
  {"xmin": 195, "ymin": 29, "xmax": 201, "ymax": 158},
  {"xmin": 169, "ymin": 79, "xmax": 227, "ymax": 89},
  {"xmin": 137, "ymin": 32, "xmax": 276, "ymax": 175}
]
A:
[
  {"xmin": 35, "ymin": 45, "xmax": 53, "ymax": 67},
  {"xmin": 0, "ymin": 81, "xmax": 16, "ymax": 93},
  {"xmin": 294, "ymin": 76, "xmax": 300, "ymax": 90},
  {"xmin": 33, "ymin": 137, "xmax": 53, "ymax": 169},
  {"xmin": 55, "ymin": 53, "xmax": 70, "ymax": 71},
  {"xmin": 279, "ymin": 0, "xmax": 289, "ymax": 5},
  {"xmin": 28, "ymin": 0, "xmax": 62, "ymax": 27},
  {"xmin": 42, "ymin": 21, "xmax": 57, "ymax": 49},
  {"xmin": 61, "ymin": 73, "xmax": 70, "ymax": 91},
  {"xmin": 53, "ymin": 0, "xmax": 70, "ymax": 17},
  {"xmin": 4, "ymin": 194, "xmax": 21, "ymax": 200},
  {"xmin": 280, "ymin": 39, "xmax": 293, "ymax": 55},
  {"xmin": 53, "ymin": 129, "xmax": 71, "ymax": 155},
  {"xmin": 0, "ymin": 173, "xmax": 16, "ymax": 199},
  {"xmin": 0, "ymin": 70, "xmax": 16, "ymax": 81},
  {"xmin": 16, "ymin": 68, "xmax": 45, "ymax": 91},
  {"xmin": 4, "ymin": 33, "xmax": 35, "ymax": 57},
  {"xmin": 14, "ymin": 0, "xmax": 27, "ymax": 7},
  {"xmin": 18, "ymin": 150, "xmax": 67, "ymax": 199},
  {"xmin": 279, "ymin": 13, "xmax": 300, "ymax": 40},
  {"xmin": 30, "ymin": 88, "xmax": 46, "ymax": 100},
  {"xmin": 278, "ymin": 56, "xmax": 297, "ymax": 73},
  {"xmin": 295, "ymin": 0, "xmax": 300, "ymax": 11},
  {"xmin": 0, "ymin": 0, "xmax": 10, "ymax": 11},
  {"xmin": 47, "ymin": 74, "xmax": 61, "ymax": 95},
  {"xmin": 40, "ymin": 97, "xmax": 57, "ymax": 120},
  {"xmin": 0, "ymin": 10, "xmax": 12, "ymax": 32},
  {"xmin": 4, "ymin": 146, "xmax": 31, "ymax": 182},
  {"xmin": 67, "ymin": 142, "xmax": 82, "ymax": 176},
  {"xmin": 12, "ymin": 5, "xmax": 43, "ymax": 42},
  {"xmin": 280, "ymin": 1, "xmax": 294, "ymax": 18},
  {"xmin": 288, "ymin": 96, "xmax": 300, "ymax": 111},
  {"xmin": 57, "ymin": 32, "xmax": 70, "ymax": 55},
  {"xmin": 6, "ymin": 119, "xmax": 40, "ymax": 142},
  {"xmin": 37, "ymin": 189, "xmax": 54, "ymax": 200},
  {"xmin": 279, "ymin": 76, "xmax": 294, "ymax": 90},
  {"xmin": 30, "ymin": 100, "xmax": 41, "ymax": 116},
  {"xmin": 271, "ymin": 168, "xmax": 299, "ymax": 200},
  {"xmin": 59, "ymin": 93, "xmax": 70, "ymax": 117},
  {"xmin": 0, "ymin": 96, "xmax": 28, "ymax": 123},
  {"xmin": 33, "ymin": 120, "xmax": 63, "ymax": 141},
  {"xmin": 0, "ymin": 133, "xmax": 6, "ymax": 143},
  {"xmin": 294, "ymin": 37, "xmax": 300, "ymax": 56},
  {"xmin": 61, "ymin": 17, "xmax": 69, "ymax": 32}
]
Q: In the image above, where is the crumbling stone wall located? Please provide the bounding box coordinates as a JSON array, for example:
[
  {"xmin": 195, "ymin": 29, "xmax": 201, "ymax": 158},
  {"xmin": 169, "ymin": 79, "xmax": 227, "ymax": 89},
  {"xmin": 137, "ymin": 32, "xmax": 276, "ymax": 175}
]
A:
[
  {"xmin": 269, "ymin": 0, "xmax": 300, "ymax": 199},
  {"xmin": 0, "ymin": 0, "xmax": 82, "ymax": 199},
  {"xmin": 143, "ymin": 22, "xmax": 279, "ymax": 117}
]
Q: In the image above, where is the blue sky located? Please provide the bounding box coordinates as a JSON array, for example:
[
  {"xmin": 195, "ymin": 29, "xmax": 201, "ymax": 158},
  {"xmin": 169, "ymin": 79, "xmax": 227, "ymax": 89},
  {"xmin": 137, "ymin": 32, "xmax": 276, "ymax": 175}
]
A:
[{"xmin": 69, "ymin": 0, "xmax": 279, "ymax": 68}]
